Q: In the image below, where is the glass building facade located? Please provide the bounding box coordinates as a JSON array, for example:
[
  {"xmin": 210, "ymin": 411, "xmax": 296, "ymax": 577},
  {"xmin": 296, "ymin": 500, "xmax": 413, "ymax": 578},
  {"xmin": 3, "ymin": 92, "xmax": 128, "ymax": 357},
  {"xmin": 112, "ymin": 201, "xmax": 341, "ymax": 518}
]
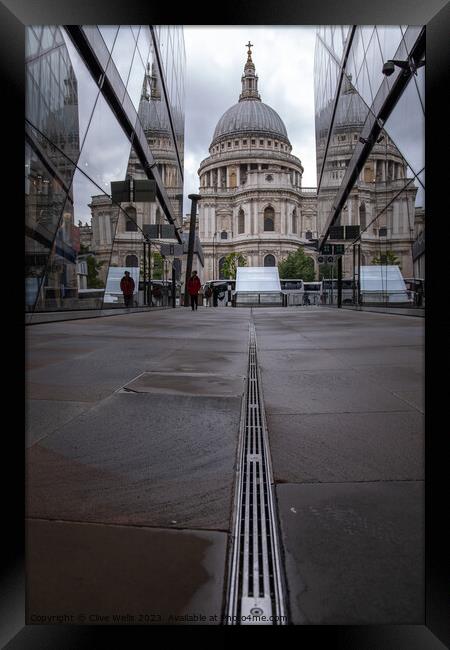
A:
[
  {"xmin": 314, "ymin": 26, "xmax": 425, "ymax": 309},
  {"xmin": 25, "ymin": 25, "xmax": 186, "ymax": 318}
]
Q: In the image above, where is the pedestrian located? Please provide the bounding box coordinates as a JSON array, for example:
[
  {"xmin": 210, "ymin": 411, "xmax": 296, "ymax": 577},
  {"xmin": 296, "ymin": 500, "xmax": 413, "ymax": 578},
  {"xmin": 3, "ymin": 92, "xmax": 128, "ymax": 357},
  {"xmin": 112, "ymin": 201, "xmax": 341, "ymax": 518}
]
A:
[
  {"xmin": 120, "ymin": 270, "xmax": 135, "ymax": 308},
  {"xmin": 187, "ymin": 270, "xmax": 201, "ymax": 311},
  {"xmin": 204, "ymin": 284, "xmax": 212, "ymax": 307}
]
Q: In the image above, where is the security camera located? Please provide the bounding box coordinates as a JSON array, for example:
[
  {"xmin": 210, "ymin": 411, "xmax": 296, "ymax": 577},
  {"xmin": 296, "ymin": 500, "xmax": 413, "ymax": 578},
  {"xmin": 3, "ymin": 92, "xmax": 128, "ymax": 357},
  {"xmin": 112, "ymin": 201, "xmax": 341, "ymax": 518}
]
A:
[{"xmin": 382, "ymin": 60, "xmax": 396, "ymax": 76}]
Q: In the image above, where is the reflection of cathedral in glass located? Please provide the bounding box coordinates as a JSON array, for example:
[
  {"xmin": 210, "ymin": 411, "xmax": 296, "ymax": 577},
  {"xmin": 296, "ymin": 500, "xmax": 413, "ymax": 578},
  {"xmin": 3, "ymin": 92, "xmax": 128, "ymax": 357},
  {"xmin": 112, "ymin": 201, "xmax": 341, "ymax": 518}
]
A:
[
  {"xmin": 316, "ymin": 74, "xmax": 418, "ymax": 277},
  {"xmin": 89, "ymin": 60, "xmax": 183, "ymax": 283},
  {"xmin": 198, "ymin": 44, "xmax": 318, "ymax": 282},
  {"xmin": 314, "ymin": 25, "xmax": 425, "ymax": 283}
]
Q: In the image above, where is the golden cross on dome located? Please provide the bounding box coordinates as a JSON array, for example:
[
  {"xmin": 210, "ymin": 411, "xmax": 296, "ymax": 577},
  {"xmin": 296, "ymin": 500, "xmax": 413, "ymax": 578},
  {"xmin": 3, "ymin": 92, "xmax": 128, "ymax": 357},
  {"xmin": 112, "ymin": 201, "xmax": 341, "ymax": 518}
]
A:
[{"xmin": 246, "ymin": 41, "xmax": 253, "ymax": 54}]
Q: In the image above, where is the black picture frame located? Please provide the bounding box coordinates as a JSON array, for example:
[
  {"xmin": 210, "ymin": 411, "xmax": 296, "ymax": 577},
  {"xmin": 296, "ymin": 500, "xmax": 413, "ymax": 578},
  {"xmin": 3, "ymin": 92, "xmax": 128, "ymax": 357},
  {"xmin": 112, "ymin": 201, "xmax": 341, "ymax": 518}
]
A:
[{"xmin": 3, "ymin": 0, "xmax": 449, "ymax": 646}]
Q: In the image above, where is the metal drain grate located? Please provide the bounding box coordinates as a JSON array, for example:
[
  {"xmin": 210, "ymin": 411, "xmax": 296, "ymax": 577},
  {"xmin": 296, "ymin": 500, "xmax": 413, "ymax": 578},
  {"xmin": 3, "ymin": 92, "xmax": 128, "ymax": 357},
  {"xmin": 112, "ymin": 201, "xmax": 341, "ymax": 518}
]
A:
[{"xmin": 226, "ymin": 322, "xmax": 287, "ymax": 625}]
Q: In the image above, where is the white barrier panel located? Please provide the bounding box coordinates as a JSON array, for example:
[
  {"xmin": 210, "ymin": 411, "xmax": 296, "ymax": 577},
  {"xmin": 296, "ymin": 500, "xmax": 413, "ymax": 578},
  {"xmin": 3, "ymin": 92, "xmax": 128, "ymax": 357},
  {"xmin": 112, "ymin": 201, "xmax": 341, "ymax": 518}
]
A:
[
  {"xmin": 360, "ymin": 265, "xmax": 410, "ymax": 303},
  {"xmin": 236, "ymin": 267, "xmax": 281, "ymax": 292}
]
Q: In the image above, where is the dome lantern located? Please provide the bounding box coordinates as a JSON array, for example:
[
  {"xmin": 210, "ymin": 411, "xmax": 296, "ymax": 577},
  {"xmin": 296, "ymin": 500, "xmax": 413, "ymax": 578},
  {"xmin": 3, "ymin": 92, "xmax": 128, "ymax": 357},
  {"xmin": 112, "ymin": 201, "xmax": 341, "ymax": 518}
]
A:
[{"xmin": 239, "ymin": 41, "xmax": 261, "ymax": 102}]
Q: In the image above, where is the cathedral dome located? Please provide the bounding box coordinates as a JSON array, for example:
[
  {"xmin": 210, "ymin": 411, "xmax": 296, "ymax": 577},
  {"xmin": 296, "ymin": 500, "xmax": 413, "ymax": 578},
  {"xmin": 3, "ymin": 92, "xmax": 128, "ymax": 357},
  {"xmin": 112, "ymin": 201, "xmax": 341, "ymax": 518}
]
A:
[
  {"xmin": 211, "ymin": 101, "xmax": 290, "ymax": 146},
  {"xmin": 316, "ymin": 76, "xmax": 367, "ymax": 137},
  {"xmin": 209, "ymin": 42, "xmax": 291, "ymax": 149}
]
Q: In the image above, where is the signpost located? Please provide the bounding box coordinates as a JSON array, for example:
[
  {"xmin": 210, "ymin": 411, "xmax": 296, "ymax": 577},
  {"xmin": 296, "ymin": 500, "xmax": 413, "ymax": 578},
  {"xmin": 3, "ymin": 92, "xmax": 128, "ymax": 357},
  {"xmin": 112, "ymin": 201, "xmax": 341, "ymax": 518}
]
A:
[{"xmin": 111, "ymin": 179, "xmax": 156, "ymax": 203}]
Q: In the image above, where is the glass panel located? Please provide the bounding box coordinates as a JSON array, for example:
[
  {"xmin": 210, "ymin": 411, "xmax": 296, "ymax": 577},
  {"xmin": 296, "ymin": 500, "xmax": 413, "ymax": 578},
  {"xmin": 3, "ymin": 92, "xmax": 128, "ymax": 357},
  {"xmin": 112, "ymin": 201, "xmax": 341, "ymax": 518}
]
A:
[
  {"xmin": 77, "ymin": 91, "xmax": 132, "ymax": 196},
  {"xmin": 351, "ymin": 28, "xmax": 366, "ymax": 84},
  {"xmin": 365, "ymin": 28, "xmax": 385, "ymax": 107},
  {"xmin": 130, "ymin": 25, "xmax": 140, "ymax": 42},
  {"xmin": 98, "ymin": 26, "xmax": 119, "ymax": 53},
  {"xmin": 136, "ymin": 44, "xmax": 184, "ymax": 224},
  {"xmin": 33, "ymin": 194, "xmax": 86, "ymax": 311},
  {"xmin": 383, "ymin": 75, "xmax": 425, "ymax": 176},
  {"xmin": 355, "ymin": 55, "xmax": 373, "ymax": 108},
  {"xmin": 137, "ymin": 26, "xmax": 152, "ymax": 67},
  {"xmin": 26, "ymin": 26, "xmax": 40, "ymax": 57},
  {"xmin": 26, "ymin": 26, "xmax": 82, "ymax": 167},
  {"xmin": 359, "ymin": 26, "xmax": 375, "ymax": 54},
  {"xmin": 125, "ymin": 46, "xmax": 146, "ymax": 112},
  {"xmin": 40, "ymin": 25, "xmax": 56, "ymax": 51},
  {"xmin": 110, "ymin": 25, "xmax": 136, "ymax": 88},
  {"xmin": 25, "ymin": 137, "xmax": 74, "ymax": 312},
  {"xmin": 60, "ymin": 28, "xmax": 101, "ymax": 148},
  {"xmin": 376, "ymin": 25, "xmax": 403, "ymax": 63}
]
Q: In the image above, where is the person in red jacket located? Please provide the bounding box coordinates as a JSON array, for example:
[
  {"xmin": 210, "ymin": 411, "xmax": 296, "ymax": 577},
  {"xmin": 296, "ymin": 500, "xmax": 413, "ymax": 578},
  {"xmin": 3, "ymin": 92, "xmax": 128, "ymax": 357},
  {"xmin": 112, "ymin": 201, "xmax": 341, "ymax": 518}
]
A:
[
  {"xmin": 187, "ymin": 270, "xmax": 201, "ymax": 311},
  {"xmin": 120, "ymin": 270, "xmax": 135, "ymax": 308}
]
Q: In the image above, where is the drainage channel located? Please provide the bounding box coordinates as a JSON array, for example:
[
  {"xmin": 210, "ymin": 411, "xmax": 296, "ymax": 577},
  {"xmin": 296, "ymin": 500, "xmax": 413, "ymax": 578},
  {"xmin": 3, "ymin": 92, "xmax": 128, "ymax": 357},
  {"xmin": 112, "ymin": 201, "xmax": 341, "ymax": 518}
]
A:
[{"xmin": 225, "ymin": 320, "xmax": 288, "ymax": 625}]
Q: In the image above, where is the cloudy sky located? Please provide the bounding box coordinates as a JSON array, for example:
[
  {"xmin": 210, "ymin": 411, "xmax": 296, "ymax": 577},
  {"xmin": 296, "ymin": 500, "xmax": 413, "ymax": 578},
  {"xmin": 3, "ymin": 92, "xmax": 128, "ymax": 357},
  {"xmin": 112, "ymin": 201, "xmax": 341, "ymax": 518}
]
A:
[{"xmin": 182, "ymin": 26, "xmax": 318, "ymax": 215}]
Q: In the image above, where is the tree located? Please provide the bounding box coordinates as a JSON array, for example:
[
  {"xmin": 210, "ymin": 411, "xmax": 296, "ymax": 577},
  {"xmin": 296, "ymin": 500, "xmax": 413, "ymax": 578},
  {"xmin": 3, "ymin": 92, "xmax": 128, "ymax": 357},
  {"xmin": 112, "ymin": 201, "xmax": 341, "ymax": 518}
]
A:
[
  {"xmin": 152, "ymin": 252, "xmax": 164, "ymax": 279},
  {"xmin": 371, "ymin": 250, "xmax": 401, "ymax": 269},
  {"xmin": 221, "ymin": 252, "xmax": 247, "ymax": 279},
  {"xmin": 86, "ymin": 255, "xmax": 105, "ymax": 288},
  {"xmin": 278, "ymin": 247, "xmax": 315, "ymax": 281}
]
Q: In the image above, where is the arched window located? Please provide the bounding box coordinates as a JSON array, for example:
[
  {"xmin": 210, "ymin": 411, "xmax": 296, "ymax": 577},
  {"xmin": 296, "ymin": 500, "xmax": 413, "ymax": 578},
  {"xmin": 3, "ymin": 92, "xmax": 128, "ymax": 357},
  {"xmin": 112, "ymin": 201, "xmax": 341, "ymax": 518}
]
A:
[
  {"xmin": 264, "ymin": 206, "xmax": 275, "ymax": 231},
  {"xmin": 292, "ymin": 209, "xmax": 298, "ymax": 234},
  {"xmin": 264, "ymin": 254, "xmax": 276, "ymax": 267},
  {"xmin": 218, "ymin": 257, "xmax": 226, "ymax": 279},
  {"xmin": 125, "ymin": 254, "xmax": 139, "ymax": 267},
  {"xmin": 359, "ymin": 202, "xmax": 366, "ymax": 229},
  {"xmin": 220, "ymin": 230, "xmax": 228, "ymax": 240},
  {"xmin": 125, "ymin": 206, "xmax": 137, "ymax": 232},
  {"xmin": 238, "ymin": 209, "xmax": 245, "ymax": 234}
]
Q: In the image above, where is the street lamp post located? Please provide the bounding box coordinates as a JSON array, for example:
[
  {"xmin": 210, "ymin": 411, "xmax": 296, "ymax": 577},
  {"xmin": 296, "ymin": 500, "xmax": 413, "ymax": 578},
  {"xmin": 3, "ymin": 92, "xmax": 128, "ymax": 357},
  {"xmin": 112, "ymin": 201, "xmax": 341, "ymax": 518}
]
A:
[{"xmin": 212, "ymin": 231, "xmax": 219, "ymax": 281}]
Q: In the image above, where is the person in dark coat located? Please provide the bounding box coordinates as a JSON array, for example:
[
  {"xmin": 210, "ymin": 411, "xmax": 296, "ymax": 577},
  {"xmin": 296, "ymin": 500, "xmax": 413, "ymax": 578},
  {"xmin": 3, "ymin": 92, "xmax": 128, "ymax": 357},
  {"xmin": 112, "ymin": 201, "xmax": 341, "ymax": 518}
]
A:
[
  {"xmin": 120, "ymin": 270, "xmax": 135, "ymax": 308},
  {"xmin": 187, "ymin": 270, "xmax": 201, "ymax": 310}
]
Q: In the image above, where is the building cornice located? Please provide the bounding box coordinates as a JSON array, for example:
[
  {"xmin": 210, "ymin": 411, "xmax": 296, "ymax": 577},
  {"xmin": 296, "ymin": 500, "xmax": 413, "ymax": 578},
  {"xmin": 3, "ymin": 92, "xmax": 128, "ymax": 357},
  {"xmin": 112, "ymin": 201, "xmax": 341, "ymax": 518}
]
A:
[{"xmin": 198, "ymin": 149, "xmax": 303, "ymax": 173}]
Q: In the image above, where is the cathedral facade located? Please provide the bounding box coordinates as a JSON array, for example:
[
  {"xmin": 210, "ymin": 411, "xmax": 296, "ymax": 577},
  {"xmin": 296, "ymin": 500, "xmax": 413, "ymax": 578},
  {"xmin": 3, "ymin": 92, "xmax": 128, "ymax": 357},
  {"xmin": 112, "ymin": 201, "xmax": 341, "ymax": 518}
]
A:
[{"xmin": 197, "ymin": 44, "xmax": 318, "ymax": 282}]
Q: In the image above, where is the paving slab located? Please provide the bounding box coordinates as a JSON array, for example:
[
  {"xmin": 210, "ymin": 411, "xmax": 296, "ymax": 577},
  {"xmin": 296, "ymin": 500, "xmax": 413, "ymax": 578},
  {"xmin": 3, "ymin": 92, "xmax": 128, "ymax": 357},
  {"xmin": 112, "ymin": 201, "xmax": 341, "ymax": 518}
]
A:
[
  {"xmin": 276, "ymin": 481, "xmax": 424, "ymax": 624},
  {"xmin": 27, "ymin": 519, "xmax": 227, "ymax": 625},
  {"xmin": 258, "ymin": 348, "xmax": 350, "ymax": 372},
  {"xmin": 123, "ymin": 372, "xmax": 245, "ymax": 397},
  {"xmin": 144, "ymin": 350, "xmax": 247, "ymax": 376},
  {"xmin": 260, "ymin": 368, "xmax": 416, "ymax": 415},
  {"xmin": 27, "ymin": 392, "xmax": 242, "ymax": 531},
  {"xmin": 26, "ymin": 400, "xmax": 92, "ymax": 447},
  {"xmin": 266, "ymin": 411, "xmax": 424, "ymax": 483},
  {"xmin": 322, "ymin": 346, "xmax": 424, "ymax": 367},
  {"xmin": 391, "ymin": 389, "xmax": 425, "ymax": 413}
]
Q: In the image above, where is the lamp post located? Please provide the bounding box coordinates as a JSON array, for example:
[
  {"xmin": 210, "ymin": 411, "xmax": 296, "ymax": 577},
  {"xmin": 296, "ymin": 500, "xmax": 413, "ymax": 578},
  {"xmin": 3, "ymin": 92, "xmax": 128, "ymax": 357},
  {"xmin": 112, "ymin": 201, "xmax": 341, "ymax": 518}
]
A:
[{"xmin": 212, "ymin": 231, "xmax": 219, "ymax": 281}]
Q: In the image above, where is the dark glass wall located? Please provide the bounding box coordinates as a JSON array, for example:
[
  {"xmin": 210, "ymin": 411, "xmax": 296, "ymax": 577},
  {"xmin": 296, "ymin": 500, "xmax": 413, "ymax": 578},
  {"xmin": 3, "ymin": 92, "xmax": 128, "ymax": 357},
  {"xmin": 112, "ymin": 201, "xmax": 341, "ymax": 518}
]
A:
[{"xmin": 25, "ymin": 25, "xmax": 185, "ymax": 317}]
